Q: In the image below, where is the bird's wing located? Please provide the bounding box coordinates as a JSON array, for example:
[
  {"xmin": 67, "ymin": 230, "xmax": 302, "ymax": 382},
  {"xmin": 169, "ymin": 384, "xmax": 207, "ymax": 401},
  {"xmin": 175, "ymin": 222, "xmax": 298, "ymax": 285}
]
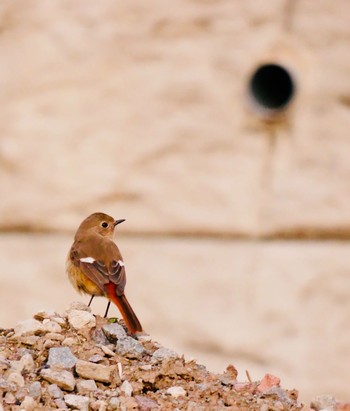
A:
[{"xmin": 70, "ymin": 243, "xmax": 126, "ymax": 296}]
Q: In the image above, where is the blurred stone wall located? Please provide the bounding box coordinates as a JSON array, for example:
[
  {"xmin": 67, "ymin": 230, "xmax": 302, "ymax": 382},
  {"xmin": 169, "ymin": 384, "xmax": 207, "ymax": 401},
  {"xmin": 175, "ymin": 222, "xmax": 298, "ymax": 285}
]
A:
[{"xmin": 0, "ymin": 0, "xmax": 349, "ymax": 402}]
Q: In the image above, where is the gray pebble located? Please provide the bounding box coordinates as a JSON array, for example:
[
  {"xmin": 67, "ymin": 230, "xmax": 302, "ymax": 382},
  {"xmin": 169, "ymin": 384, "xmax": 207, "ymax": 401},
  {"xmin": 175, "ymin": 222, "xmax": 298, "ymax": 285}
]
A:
[
  {"xmin": 102, "ymin": 323, "xmax": 127, "ymax": 342},
  {"xmin": 88, "ymin": 354, "xmax": 104, "ymax": 363},
  {"xmin": 29, "ymin": 381, "xmax": 42, "ymax": 399},
  {"xmin": 48, "ymin": 347, "xmax": 77, "ymax": 370},
  {"xmin": 76, "ymin": 379, "xmax": 98, "ymax": 395},
  {"xmin": 48, "ymin": 383, "xmax": 64, "ymax": 399},
  {"xmin": 152, "ymin": 347, "xmax": 178, "ymax": 361},
  {"xmin": 116, "ymin": 337, "xmax": 144, "ymax": 358},
  {"xmin": 64, "ymin": 394, "xmax": 89, "ymax": 411}
]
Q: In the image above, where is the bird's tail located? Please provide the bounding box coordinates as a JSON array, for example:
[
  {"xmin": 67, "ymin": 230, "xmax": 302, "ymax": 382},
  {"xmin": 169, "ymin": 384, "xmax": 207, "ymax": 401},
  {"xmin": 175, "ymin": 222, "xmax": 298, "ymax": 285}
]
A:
[{"xmin": 105, "ymin": 283, "xmax": 143, "ymax": 335}]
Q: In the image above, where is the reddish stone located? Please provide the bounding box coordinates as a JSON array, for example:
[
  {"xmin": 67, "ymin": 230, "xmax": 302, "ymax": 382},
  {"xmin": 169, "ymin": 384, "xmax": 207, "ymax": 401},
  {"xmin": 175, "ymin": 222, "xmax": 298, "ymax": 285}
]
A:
[{"xmin": 257, "ymin": 373, "xmax": 281, "ymax": 393}]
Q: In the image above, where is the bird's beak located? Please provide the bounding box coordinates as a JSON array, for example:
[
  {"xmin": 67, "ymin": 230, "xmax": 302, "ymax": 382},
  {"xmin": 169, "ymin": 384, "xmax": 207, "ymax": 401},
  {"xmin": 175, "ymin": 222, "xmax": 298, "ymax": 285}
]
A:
[{"xmin": 114, "ymin": 219, "xmax": 125, "ymax": 226}]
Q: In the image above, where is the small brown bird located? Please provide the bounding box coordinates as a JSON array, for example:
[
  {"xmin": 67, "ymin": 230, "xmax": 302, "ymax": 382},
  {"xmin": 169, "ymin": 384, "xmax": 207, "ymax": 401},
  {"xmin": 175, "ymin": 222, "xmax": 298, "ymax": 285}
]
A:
[{"xmin": 66, "ymin": 212, "xmax": 143, "ymax": 335}]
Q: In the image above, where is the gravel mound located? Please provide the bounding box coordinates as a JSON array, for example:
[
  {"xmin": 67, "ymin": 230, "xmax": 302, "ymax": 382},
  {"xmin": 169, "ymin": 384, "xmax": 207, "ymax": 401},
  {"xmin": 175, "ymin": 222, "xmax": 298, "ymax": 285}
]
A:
[{"xmin": 0, "ymin": 302, "xmax": 347, "ymax": 410}]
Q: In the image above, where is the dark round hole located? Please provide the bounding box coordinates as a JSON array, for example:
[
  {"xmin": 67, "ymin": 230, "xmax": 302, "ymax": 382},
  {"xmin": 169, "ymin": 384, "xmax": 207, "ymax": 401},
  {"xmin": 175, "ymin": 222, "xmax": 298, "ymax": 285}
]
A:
[{"xmin": 249, "ymin": 64, "xmax": 295, "ymax": 112}]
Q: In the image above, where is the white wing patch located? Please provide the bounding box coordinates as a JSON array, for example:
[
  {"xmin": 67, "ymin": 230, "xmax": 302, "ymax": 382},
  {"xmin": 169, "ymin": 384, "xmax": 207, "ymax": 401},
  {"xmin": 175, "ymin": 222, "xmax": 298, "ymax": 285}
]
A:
[
  {"xmin": 80, "ymin": 257, "xmax": 95, "ymax": 264},
  {"xmin": 118, "ymin": 260, "xmax": 125, "ymax": 267}
]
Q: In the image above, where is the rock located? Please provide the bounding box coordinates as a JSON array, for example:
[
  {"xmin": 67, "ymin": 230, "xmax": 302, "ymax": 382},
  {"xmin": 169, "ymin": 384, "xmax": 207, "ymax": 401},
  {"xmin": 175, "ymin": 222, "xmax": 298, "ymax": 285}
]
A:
[
  {"xmin": 166, "ymin": 386, "xmax": 186, "ymax": 398},
  {"xmin": 76, "ymin": 379, "xmax": 98, "ymax": 395},
  {"xmin": 120, "ymin": 380, "xmax": 133, "ymax": 397},
  {"xmin": 55, "ymin": 398, "xmax": 68, "ymax": 409},
  {"xmin": 28, "ymin": 381, "xmax": 42, "ymax": 399},
  {"xmin": 67, "ymin": 302, "xmax": 91, "ymax": 313},
  {"xmin": 14, "ymin": 319, "xmax": 44, "ymax": 336},
  {"xmin": 19, "ymin": 336, "xmax": 40, "ymax": 346},
  {"xmin": 34, "ymin": 309, "xmax": 56, "ymax": 321},
  {"xmin": 139, "ymin": 364, "xmax": 152, "ymax": 371},
  {"xmin": 42, "ymin": 319, "xmax": 62, "ymax": 333},
  {"xmin": 4, "ymin": 392, "xmax": 16, "ymax": 404},
  {"xmin": 89, "ymin": 354, "xmax": 104, "ymax": 363},
  {"xmin": 91, "ymin": 328, "xmax": 110, "ymax": 345},
  {"xmin": 64, "ymin": 394, "xmax": 89, "ymax": 411},
  {"xmin": 20, "ymin": 396, "xmax": 37, "ymax": 411},
  {"xmin": 102, "ymin": 323, "xmax": 127, "ymax": 342},
  {"xmin": 48, "ymin": 347, "xmax": 77, "ymax": 369},
  {"xmin": 137, "ymin": 334, "xmax": 152, "ymax": 343},
  {"xmin": 51, "ymin": 316, "xmax": 67, "ymax": 327},
  {"xmin": 15, "ymin": 387, "xmax": 28, "ymax": 402},
  {"xmin": 6, "ymin": 372, "xmax": 25, "ymax": 387},
  {"xmin": 135, "ymin": 395, "xmax": 159, "ymax": 410},
  {"xmin": 62, "ymin": 337, "xmax": 76, "ymax": 346},
  {"xmin": 311, "ymin": 395, "xmax": 337, "ymax": 411},
  {"xmin": 75, "ymin": 360, "xmax": 111, "ymax": 383},
  {"xmin": 225, "ymin": 364, "xmax": 238, "ymax": 380},
  {"xmin": 116, "ymin": 337, "xmax": 145, "ymax": 358},
  {"xmin": 43, "ymin": 339, "xmax": 56, "ymax": 349},
  {"xmin": 10, "ymin": 353, "xmax": 34, "ymax": 373},
  {"xmin": 100, "ymin": 345, "xmax": 115, "ymax": 357},
  {"xmin": 40, "ymin": 369, "xmax": 76, "ymax": 391},
  {"xmin": 90, "ymin": 400, "xmax": 108, "ymax": 411},
  {"xmin": 109, "ymin": 397, "xmax": 120, "ymax": 410},
  {"xmin": 68, "ymin": 310, "xmax": 96, "ymax": 330},
  {"xmin": 257, "ymin": 374, "xmax": 281, "ymax": 393},
  {"xmin": 20, "ymin": 353, "xmax": 35, "ymax": 372},
  {"xmin": 152, "ymin": 347, "xmax": 178, "ymax": 361},
  {"xmin": 48, "ymin": 383, "xmax": 64, "ymax": 399},
  {"xmin": 264, "ymin": 386, "xmax": 294, "ymax": 404}
]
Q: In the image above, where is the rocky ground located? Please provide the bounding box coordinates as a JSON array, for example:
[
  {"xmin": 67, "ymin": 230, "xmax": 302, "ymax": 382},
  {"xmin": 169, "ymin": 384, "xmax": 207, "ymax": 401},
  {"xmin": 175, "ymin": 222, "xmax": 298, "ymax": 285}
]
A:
[{"xmin": 0, "ymin": 302, "xmax": 348, "ymax": 411}]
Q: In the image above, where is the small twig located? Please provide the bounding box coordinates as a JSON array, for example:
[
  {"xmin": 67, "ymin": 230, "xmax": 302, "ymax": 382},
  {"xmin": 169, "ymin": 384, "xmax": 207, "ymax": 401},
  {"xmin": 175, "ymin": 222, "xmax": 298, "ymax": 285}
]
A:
[{"xmin": 245, "ymin": 370, "xmax": 252, "ymax": 383}]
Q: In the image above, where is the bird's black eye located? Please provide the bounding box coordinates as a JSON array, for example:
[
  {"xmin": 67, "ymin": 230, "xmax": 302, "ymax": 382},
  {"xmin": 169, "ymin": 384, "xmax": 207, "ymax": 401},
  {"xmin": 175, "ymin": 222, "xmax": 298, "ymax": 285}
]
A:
[{"xmin": 101, "ymin": 222, "xmax": 108, "ymax": 228}]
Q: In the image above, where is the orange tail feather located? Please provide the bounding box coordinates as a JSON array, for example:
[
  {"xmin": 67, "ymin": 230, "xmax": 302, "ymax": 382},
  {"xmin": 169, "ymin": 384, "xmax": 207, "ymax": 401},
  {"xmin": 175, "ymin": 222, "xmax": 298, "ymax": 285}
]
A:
[{"xmin": 105, "ymin": 283, "xmax": 143, "ymax": 334}]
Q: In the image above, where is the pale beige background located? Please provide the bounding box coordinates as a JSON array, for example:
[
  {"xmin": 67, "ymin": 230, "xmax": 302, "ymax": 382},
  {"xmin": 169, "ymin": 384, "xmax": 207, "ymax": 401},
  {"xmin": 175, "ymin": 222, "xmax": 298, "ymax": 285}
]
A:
[{"xmin": 0, "ymin": 0, "xmax": 349, "ymax": 403}]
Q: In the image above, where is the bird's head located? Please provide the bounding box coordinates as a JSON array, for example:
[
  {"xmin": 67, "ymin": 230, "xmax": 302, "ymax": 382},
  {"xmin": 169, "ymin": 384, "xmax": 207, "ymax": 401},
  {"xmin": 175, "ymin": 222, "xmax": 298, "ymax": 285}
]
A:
[{"xmin": 76, "ymin": 212, "xmax": 125, "ymax": 239}]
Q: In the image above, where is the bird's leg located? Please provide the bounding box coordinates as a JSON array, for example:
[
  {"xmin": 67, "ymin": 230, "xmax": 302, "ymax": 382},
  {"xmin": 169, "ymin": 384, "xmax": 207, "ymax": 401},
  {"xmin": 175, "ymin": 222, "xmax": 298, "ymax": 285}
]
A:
[
  {"xmin": 88, "ymin": 295, "xmax": 94, "ymax": 307},
  {"xmin": 104, "ymin": 301, "xmax": 111, "ymax": 318}
]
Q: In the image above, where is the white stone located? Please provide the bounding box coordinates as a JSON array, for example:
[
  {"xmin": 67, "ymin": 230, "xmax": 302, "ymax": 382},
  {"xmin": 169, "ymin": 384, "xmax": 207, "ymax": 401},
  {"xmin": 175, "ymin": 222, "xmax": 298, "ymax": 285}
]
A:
[
  {"xmin": 20, "ymin": 396, "xmax": 37, "ymax": 411},
  {"xmin": 76, "ymin": 379, "xmax": 98, "ymax": 395},
  {"xmin": 40, "ymin": 369, "xmax": 76, "ymax": 391},
  {"xmin": 48, "ymin": 384, "xmax": 64, "ymax": 399},
  {"xmin": 64, "ymin": 394, "xmax": 89, "ymax": 411},
  {"xmin": 166, "ymin": 386, "xmax": 186, "ymax": 398},
  {"xmin": 42, "ymin": 319, "xmax": 62, "ymax": 333},
  {"xmin": 14, "ymin": 319, "xmax": 44, "ymax": 336},
  {"xmin": 109, "ymin": 398, "xmax": 120, "ymax": 410},
  {"xmin": 62, "ymin": 337, "xmax": 76, "ymax": 346},
  {"xmin": 68, "ymin": 310, "xmax": 96, "ymax": 330},
  {"xmin": 28, "ymin": 381, "xmax": 42, "ymax": 399},
  {"xmin": 120, "ymin": 380, "xmax": 133, "ymax": 397},
  {"xmin": 67, "ymin": 302, "xmax": 91, "ymax": 313},
  {"xmin": 6, "ymin": 372, "xmax": 25, "ymax": 387},
  {"xmin": 20, "ymin": 353, "xmax": 35, "ymax": 372},
  {"xmin": 100, "ymin": 345, "xmax": 115, "ymax": 357},
  {"xmin": 152, "ymin": 347, "xmax": 178, "ymax": 361}
]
